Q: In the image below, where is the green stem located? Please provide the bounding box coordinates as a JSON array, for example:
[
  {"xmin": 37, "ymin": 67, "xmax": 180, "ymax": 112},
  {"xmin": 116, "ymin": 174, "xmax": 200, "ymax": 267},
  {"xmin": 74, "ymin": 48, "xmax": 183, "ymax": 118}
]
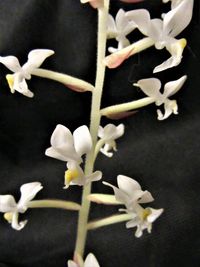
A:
[
  {"xmin": 87, "ymin": 213, "xmax": 133, "ymax": 230},
  {"xmin": 32, "ymin": 68, "xmax": 94, "ymax": 92},
  {"xmin": 100, "ymin": 97, "xmax": 155, "ymax": 116},
  {"xmin": 74, "ymin": 1, "xmax": 110, "ymax": 258},
  {"xmin": 28, "ymin": 199, "xmax": 81, "ymax": 211}
]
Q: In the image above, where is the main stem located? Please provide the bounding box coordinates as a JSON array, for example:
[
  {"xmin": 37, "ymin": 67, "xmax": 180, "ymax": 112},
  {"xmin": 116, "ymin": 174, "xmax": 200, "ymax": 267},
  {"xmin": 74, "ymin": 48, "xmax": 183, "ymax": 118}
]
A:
[{"xmin": 74, "ymin": 1, "xmax": 109, "ymax": 258}]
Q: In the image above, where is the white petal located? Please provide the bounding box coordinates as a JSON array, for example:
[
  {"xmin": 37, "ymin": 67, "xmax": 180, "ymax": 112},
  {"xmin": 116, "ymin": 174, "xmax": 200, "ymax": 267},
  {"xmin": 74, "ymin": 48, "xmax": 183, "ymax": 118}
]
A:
[
  {"xmin": 135, "ymin": 78, "xmax": 162, "ymax": 100},
  {"xmin": 135, "ymin": 226, "xmax": 143, "ymax": 238},
  {"xmin": 11, "ymin": 212, "xmax": 27, "ymax": 231},
  {"xmin": 13, "ymin": 74, "xmax": 34, "ymax": 98},
  {"xmin": 100, "ymin": 143, "xmax": 114, "ymax": 158},
  {"xmin": 46, "ymin": 124, "xmax": 80, "ymax": 162},
  {"xmin": 157, "ymin": 99, "xmax": 178, "ymax": 120},
  {"xmin": 138, "ymin": 190, "xmax": 154, "ymax": 204},
  {"xmin": 0, "ymin": 195, "xmax": 17, "ymax": 212},
  {"xmin": 67, "ymin": 261, "xmax": 78, "ymax": 267},
  {"xmin": 116, "ymin": 9, "xmax": 134, "ymax": 37},
  {"xmin": 73, "ymin": 125, "xmax": 92, "ymax": 157},
  {"xmin": 163, "ymin": 75, "xmax": 187, "ymax": 98},
  {"xmin": 0, "ymin": 56, "xmax": 21, "ymax": 72},
  {"xmin": 84, "ymin": 253, "xmax": 100, "ymax": 267},
  {"xmin": 99, "ymin": 124, "xmax": 124, "ymax": 141},
  {"xmin": 153, "ymin": 39, "xmax": 186, "ymax": 73},
  {"xmin": 85, "ymin": 171, "xmax": 102, "ymax": 184},
  {"xmin": 18, "ymin": 182, "xmax": 43, "ymax": 211},
  {"xmin": 107, "ymin": 14, "xmax": 117, "ymax": 39},
  {"xmin": 126, "ymin": 216, "xmax": 138, "ymax": 228},
  {"xmin": 103, "ymin": 181, "xmax": 128, "ymax": 204},
  {"xmin": 147, "ymin": 208, "xmax": 164, "ymax": 223},
  {"xmin": 163, "ymin": 0, "xmax": 194, "ymax": 37},
  {"xmin": 117, "ymin": 175, "xmax": 142, "ymax": 195},
  {"xmin": 126, "ymin": 9, "xmax": 151, "ymax": 36},
  {"xmin": 147, "ymin": 19, "xmax": 163, "ymax": 43},
  {"xmin": 23, "ymin": 49, "xmax": 54, "ymax": 74}
]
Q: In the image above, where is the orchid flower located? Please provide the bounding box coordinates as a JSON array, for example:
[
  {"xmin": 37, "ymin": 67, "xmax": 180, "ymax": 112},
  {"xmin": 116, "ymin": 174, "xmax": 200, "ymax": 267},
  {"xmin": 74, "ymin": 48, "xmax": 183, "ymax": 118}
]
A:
[
  {"xmin": 103, "ymin": 175, "xmax": 154, "ymax": 210},
  {"xmin": 0, "ymin": 49, "xmax": 54, "ymax": 97},
  {"xmin": 134, "ymin": 75, "xmax": 187, "ymax": 120},
  {"xmin": 45, "ymin": 124, "xmax": 102, "ymax": 188},
  {"xmin": 0, "ymin": 182, "xmax": 43, "ymax": 230},
  {"xmin": 98, "ymin": 124, "xmax": 124, "ymax": 157},
  {"xmin": 125, "ymin": 205, "xmax": 164, "ymax": 238},
  {"xmin": 126, "ymin": 0, "xmax": 194, "ymax": 72},
  {"xmin": 107, "ymin": 9, "xmax": 136, "ymax": 53},
  {"xmin": 80, "ymin": 0, "xmax": 103, "ymax": 9},
  {"xmin": 103, "ymin": 175, "xmax": 163, "ymax": 237},
  {"xmin": 68, "ymin": 253, "xmax": 100, "ymax": 267}
]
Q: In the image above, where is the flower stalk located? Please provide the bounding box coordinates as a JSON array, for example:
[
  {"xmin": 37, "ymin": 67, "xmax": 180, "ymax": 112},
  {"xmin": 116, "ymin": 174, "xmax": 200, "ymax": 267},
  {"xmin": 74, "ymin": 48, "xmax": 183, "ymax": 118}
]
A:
[
  {"xmin": 74, "ymin": 0, "xmax": 110, "ymax": 258},
  {"xmin": 28, "ymin": 199, "xmax": 81, "ymax": 211}
]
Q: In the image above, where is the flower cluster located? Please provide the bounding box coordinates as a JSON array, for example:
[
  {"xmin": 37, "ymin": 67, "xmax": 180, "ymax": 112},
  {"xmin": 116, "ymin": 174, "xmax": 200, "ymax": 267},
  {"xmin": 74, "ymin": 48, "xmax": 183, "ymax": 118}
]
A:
[
  {"xmin": 104, "ymin": 175, "xmax": 163, "ymax": 237},
  {"xmin": 106, "ymin": 0, "xmax": 194, "ymax": 72}
]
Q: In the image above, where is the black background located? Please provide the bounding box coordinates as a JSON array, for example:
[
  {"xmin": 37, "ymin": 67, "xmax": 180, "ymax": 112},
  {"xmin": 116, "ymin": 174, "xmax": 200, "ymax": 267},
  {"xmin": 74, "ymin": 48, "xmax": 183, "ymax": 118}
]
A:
[{"xmin": 0, "ymin": 0, "xmax": 199, "ymax": 266}]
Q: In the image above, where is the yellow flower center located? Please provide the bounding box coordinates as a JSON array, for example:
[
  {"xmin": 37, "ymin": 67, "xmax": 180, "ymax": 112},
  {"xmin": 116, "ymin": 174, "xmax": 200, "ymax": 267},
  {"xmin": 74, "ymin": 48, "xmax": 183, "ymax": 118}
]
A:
[
  {"xmin": 4, "ymin": 212, "xmax": 13, "ymax": 223},
  {"xmin": 65, "ymin": 169, "xmax": 79, "ymax": 184},
  {"xmin": 179, "ymin": 38, "xmax": 187, "ymax": 49},
  {"xmin": 141, "ymin": 208, "xmax": 151, "ymax": 221},
  {"xmin": 6, "ymin": 74, "xmax": 15, "ymax": 93}
]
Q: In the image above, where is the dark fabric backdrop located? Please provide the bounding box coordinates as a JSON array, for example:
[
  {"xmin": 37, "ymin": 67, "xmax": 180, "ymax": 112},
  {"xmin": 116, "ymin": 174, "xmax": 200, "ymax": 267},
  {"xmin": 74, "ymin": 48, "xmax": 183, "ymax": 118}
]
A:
[{"xmin": 0, "ymin": 0, "xmax": 199, "ymax": 266}]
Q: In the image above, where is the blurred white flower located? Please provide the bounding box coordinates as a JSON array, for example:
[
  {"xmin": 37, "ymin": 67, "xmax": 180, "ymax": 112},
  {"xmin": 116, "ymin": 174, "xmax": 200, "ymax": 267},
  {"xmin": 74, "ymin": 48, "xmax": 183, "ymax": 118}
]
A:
[
  {"xmin": 46, "ymin": 124, "xmax": 102, "ymax": 188},
  {"xmin": 103, "ymin": 175, "xmax": 154, "ymax": 210},
  {"xmin": 125, "ymin": 205, "xmax": 164, "ymax": 238},
  {"xmin": 103, "ymin": 175, "xmax": 163, "ymax": 237},
  {"xmin": 0, "ymin": 49, "xmax": 54, "ymax": 97},
  {"xmin": 163, "ymin": 0, "xmax": 183, "ymax": 9},
  {"xmin": 68, "ymin": 253, "xmax": 100, "ymax": 267},
  {"xmin": 126, "ymin": 0, "xmax": 193, "ymax": 72},
  {"xmin": 98, "ymin": 124, "xmax": 124, "ymax": 157},
  {"xmin": 134, "ymin": 75, "xmax": 187, "ymax": 120},
  {"xmin": 107, "ymin": 9, "xmax": 136, "ymax": 53},
  {"xmin": 0, "ymin": 182, "xmax": 43, "ymax": 230}
]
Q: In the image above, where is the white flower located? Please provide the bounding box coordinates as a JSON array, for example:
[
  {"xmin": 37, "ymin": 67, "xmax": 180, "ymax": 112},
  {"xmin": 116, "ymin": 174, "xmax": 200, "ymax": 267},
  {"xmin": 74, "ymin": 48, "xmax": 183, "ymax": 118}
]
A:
[
  {"xmin": 126, "ymin": 0, "xmax": 194, "ymax": 72},
  {"xmin": 107, "ymin": 9, "xmax": 137, "ymax": 53},
  {"xmin": 68, "ymin": 253, "xmax": 100, "ymax": 267},
  {"xmin": 64, "ymin": 161, "xmax": 102, "ymax": 189},
  {"xmin": 0, "ymin": 49, "xmax": 54, "ymax": 97},
  {"xmin": 163, "ymin": 0, "xmax": 183, "ymax": 9},
  {"xmin": 126, "ymin": 205, "xmax": 163, "ymax": 238},
  {"xmin": 0, "ymin": 182, "xmax": 43, "ymax": 230},
  {"xmin": 45, "ymin": 124, "xmax": 92, "ymax": 163},
  {"xmin": 134, "ymin": 75, "xmax": 187, "ymax": 120},
  {"xmin": 103, "ymin": 175, "xmax": 163, "ymax": 237},
  {"xmin": 98, "ymin": 124, "xmax": 124, "ymax": 157},
  {"xmin": 103, "ymin": 175, "xmax": 154, "ymax": 210},
  {"xmin": 46, "ymin": 124, "xmax": 102, "ymax": 188}
]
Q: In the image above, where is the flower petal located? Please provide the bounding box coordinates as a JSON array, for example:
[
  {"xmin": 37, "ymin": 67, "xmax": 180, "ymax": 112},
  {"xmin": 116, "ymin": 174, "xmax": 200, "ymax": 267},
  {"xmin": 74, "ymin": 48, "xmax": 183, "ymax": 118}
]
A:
[
  {"xmin": 45, "ymin": 124, "xmax": 80, "ymax": 162},
  {"xmin": 98, "ymin": 124, "xmax": 124, "ymax": 141},
  {"xmin": 157, "ymin": 99, "xmax": 178, "ymax": 120},
  {"xmin": 23, "ymin": 49, "xmax": 54, "ymax": 74},
  {"xmin": 67, "ymin": 261, "xmax": 78, "ymax": 267},
  {"xmin": 11, "ymin": 212, "xmax": 27, "ymax": 231},
  {"xmin": 13, "ymin": 74, "xmax": 34, "ymax": 98},
  {"xmin": 126, "ymin": 9, "xmax": 151, "ymax": 36},
  {"xmin": 18, "ymin": 182, "xmax": 43, "ymax": 211},
  {"xmin": 135, "ymin": 78, "xmax": 162, "ymax": 100},
  {"xmin": 0, "ymin": 195, "xmax": 17, "ymax": 212},
  {"xmin": 163, "ymin": 75, "xmax": 187, "ymax": 98},
  {"xmin": 84, "ymin": 253, "xmax": 100, "ymax": 267},
  {"xmin": 153, "ymin": 38, "xmax": 186, "ymax": 73},
  {"xmin": 85, "ymin": 171, "xmax": 102, "ymax": 184},
  {"xmin": 0, "ymin": 56, "xmax": 21, "ymax": 72},
  {"xmin": 147, "ymin": 208, "xmax": 164, "ymax": 223},
  {"xmin": 107, "ymin": 14, "xmax": 117, "ymax": 39},
  {"xmin": 73, "ymin": 125, "xmax": 92, "ymax": 157},
  {"xmin": 163, "ymin": 0, "xmax": 194, "ymax": 37}
]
